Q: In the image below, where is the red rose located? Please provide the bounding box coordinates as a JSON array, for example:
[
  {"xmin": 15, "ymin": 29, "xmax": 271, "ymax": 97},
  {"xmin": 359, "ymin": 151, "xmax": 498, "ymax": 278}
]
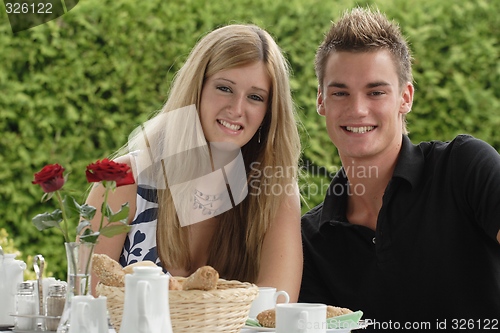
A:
[
  {"xmin": 85, "ymin": 158, "xmax": 135, "ymax": 187},
  {"xmin": 32, "ymin": 164, "xmax": 66, "ymax": 193}
]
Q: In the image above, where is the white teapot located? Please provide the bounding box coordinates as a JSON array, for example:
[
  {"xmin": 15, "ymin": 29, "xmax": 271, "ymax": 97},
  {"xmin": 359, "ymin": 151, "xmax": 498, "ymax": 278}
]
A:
[
  {"xmin": 0, "ymin": 250, "xmax": 27, "ymax": 327},
  {"xmin": 120, "ymin": 266, "xmax": 172, "ymax": 333}
]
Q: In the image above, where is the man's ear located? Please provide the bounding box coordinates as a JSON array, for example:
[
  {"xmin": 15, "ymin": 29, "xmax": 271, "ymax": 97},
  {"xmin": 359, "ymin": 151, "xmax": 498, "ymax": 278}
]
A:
[
  {"xmin": 400, "ymin": 82, "xmax": 414, "ymax": 114},
  {"xmin": 317, "ymin": 86, "xmax": 325, "ymax": 116}
]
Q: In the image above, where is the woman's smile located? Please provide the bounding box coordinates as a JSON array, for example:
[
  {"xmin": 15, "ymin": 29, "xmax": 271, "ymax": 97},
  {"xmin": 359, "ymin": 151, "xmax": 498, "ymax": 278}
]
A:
[{"xmin": 200, "ymin": 61, "xmax": 270, "ymax": 147}]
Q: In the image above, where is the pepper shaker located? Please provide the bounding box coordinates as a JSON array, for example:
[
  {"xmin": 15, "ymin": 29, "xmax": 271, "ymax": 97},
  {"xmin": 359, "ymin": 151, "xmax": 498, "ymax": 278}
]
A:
[{"xmin": 45, "ymin": 283, "xmax": 66, "ymax": 331}]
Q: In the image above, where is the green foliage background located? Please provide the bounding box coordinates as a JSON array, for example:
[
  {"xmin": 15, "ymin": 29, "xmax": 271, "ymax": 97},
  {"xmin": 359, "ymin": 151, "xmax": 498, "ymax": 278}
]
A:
[{"xmin": 1, "ymin": 0, "xmax": 499, "ymax": 278}]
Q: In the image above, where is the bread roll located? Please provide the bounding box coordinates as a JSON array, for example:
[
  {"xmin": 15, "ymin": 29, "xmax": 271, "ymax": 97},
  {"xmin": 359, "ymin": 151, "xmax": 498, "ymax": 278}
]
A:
[
  {"xmin": 169, "ymin": 276, "xmax": 183, "ymax": 290},
  {"xmin": 92, "ymin": 253, "xmax": 125, "ymax": 287},
  {"xmin": 256, "ymin": 309, "xmax": 276, "ymax": 328},
  {"xmin": 182, "ymin": 266, "xmax": 219, "ymax": 291},
  {"xmin": 326, "ymin": 305, "xmax": 352, "ymax": 318}
]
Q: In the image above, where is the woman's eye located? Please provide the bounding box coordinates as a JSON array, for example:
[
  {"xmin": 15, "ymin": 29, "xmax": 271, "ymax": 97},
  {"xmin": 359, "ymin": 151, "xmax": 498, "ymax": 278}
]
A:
[
  {"xmin": 249, "ymin": 94, "xmax": 264, "ymax": 102},
  {"xmin": 217, "ymin": 86, "xmax": 232, "ymax": 93}
]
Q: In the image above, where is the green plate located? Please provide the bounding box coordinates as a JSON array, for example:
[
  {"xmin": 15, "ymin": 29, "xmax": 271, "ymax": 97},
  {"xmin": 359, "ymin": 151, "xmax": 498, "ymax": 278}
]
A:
[{"xmin": 326, "ymin": 310, "xmax": 364, "ymax": 329}]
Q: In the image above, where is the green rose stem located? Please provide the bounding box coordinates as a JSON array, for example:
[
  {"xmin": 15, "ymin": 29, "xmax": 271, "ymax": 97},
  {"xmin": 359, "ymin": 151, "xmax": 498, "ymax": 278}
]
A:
[
  {"xmin": 99, "ymin": 183, "xmax": 111, "ymax": 233},
  {"xmin": 55, "ymin": 191, "xmax": 71, "ymax": 243},
  {"xmin": 77, "ymin": 242, "xmax": 93, "ymax": 296},
  {"xmin": 53, "ymin": 191, "xmax": 80, "ymax": 290},
  {"xmin": 82, "ymin": 183, "xmax": 112, "ymax": 295}
]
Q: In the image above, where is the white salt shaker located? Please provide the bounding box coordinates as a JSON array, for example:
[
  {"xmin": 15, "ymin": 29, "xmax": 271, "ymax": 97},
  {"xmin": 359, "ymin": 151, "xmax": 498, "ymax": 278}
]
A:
[{"xmin": 15, "ymin": 281, "xmax": 37, "ymax": 330}]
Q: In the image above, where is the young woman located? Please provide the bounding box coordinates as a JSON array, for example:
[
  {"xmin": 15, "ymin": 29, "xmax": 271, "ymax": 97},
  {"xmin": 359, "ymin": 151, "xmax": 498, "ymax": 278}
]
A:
[{"xmin": 87, "ymin": 24, "xmax": 302, "ymax": 301}]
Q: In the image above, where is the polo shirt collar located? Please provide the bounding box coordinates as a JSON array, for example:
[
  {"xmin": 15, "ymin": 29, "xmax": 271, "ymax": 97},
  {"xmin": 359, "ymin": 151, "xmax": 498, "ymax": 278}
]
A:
[
  {"xmin": 393, "ymin": 134, "xmax": 425, "ymax": 188},
  {"xmin": 319, "ymin": 168, "xmax": 348, "ymax": 226},
  {"xmin": 318, "ymin": 135, "xmax": 424, "ymax": 227}
]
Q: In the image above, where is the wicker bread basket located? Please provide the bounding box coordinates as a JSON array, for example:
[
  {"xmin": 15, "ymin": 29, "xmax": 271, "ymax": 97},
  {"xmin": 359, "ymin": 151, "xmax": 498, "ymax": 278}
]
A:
[{"xmin": 96, "ymin": 277, "xmax": 258, "ymax": 333}]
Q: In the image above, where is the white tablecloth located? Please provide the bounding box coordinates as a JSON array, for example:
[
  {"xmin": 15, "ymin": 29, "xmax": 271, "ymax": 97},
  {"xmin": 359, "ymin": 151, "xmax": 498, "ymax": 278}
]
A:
[
  {"xmin": 1, "ymin": 329, "xmax": 259, "ymax": 333},
  {"xmin": 1, "ymin": 330, "xmax": 258, "ymax": 333}
]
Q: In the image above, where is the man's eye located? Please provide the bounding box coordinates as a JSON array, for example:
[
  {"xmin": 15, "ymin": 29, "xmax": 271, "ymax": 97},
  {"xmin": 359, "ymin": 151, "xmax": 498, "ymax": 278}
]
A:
[
  {"xmin": 249, "ymin": 94, "xmax": 264, "ymax": 102},
  {"xmin": 370, "ymin": 91, "xmax": 385, "ymax": 96},
  {"xmin": 332, "ymin": 92, "xmax": 348, "ymax": 96}
]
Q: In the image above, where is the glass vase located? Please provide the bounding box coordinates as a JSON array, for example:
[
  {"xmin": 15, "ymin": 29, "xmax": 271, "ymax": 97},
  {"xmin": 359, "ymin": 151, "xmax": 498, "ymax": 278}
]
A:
[{"xmin": 56, "ymin": 242, "xmax": 94, "ymax": 333}]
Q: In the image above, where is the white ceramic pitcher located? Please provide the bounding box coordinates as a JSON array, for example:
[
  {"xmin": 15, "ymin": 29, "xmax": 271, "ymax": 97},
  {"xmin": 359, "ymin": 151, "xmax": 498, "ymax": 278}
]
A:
[
  {"xmin": 0, "ymin": 252, "xmax": 27, "ymax": 327},
  {"xmin": 69, "ymin": 295, "xmax": 108, "ymax": 333},
  {"xmin": 120, "ymin": 266, "xmax": 172, "ymax": 333}
]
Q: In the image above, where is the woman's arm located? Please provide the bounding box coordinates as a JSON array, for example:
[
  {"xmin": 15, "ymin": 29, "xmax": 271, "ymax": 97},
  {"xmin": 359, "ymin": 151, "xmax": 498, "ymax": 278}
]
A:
[
  {"xmin": 255, "ymin": 184, "xmax": 303, "ymax": 302},
  {"xmin": 86, "ymin": 155, "xmax": 137, "ymax": 294}
]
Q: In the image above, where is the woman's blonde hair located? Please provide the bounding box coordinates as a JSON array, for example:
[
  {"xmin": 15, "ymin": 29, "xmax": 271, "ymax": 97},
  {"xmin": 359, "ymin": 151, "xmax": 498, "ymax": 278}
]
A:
[{"xmin": 124, "ymin": 24, "xmax": 301, "ymax": 282}]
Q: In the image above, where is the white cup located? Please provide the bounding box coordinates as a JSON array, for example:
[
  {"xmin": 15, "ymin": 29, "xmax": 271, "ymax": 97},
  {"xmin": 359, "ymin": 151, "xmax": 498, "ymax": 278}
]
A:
[
  {"xmin": 248, "ymin": 287, "xmax": 290, "ymax": 318},
  {"xmin": 276, "ymin": 303, "xmax": 327, "ymax": 333},
  {"xmin": 69, "ymin": 295, "xmax": 108, "ymax": 333}
]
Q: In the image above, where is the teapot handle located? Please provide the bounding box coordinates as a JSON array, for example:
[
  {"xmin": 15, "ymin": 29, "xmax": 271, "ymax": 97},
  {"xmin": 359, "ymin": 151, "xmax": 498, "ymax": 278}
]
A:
[
  {"xmin": 137, "ymin": 281, "xmax": 151, "ymax": 333},
  {"xmin": 77, "ymin": 302, "xmax": 91, "ymax": 333}
]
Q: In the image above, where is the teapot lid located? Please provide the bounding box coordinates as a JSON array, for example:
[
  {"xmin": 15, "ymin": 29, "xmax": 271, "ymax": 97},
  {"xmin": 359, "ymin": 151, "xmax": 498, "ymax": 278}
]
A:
[
  {"xmin": 3, "ymin": 254, "xmax": 17, "ymax": 260},
  {"xmin": 132, "ymin": 266, "xmax": 162, "ymax": 275}
]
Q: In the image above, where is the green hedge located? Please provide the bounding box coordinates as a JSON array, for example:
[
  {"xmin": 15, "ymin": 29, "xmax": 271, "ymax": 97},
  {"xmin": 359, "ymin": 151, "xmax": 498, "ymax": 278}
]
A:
[{"xmin": 1, "ymin": 0, "xmax": 499, "ymax": 278}]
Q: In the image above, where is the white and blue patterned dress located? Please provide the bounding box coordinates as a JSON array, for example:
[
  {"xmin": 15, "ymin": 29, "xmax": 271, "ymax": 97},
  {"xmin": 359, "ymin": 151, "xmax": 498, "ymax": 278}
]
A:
[{"xmin": 118, "ymin": 152, "xmax": 163, "ymax": 270}]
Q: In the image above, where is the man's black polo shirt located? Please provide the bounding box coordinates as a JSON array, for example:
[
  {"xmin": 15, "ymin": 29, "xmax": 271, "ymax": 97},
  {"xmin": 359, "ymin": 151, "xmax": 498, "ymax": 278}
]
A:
[{"xmin": 300, "ymin": 135, "xmax": 500, "ymax": 329}]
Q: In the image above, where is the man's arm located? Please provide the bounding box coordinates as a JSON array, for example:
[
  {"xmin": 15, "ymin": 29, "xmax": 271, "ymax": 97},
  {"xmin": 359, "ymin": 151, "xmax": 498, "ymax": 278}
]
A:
[{"xmin": 456, "ymin": 137, "xmax": 500, "ymax": 244}]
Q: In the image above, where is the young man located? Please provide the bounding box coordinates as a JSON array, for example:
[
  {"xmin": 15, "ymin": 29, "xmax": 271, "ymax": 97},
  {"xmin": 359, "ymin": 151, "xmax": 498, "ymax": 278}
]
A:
[{"xmin": 299, "ymin": 7, "xmax": 500, "ymax": 330}]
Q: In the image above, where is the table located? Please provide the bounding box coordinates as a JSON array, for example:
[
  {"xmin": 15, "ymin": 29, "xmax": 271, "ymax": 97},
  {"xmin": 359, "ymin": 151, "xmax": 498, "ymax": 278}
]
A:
[
  {"xmin": 1, "ymin": 330, "xmax": 258, "ymax": 333},
  {"xmin": 1, "ymin": 328, "xmax": 259, "ymax": 333}
]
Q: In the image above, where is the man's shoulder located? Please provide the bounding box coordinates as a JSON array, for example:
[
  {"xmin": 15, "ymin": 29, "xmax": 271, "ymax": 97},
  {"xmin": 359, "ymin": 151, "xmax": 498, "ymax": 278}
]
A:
[
  {"xmin": 449, "ymin": 134, "xmax": 497, "ymax": 154},
  {"xmin": 302, "ymin": 202, "xmax": 324, "ymax": 220},
  {"xmin": 418, "ymin": 134, "xmax": 488, "ymax": 150},
  {"xmin": 418, "ymin": 134, "xmax": 498, "ymax": 161},
  {"xmin": 301, "ymin": 202, "xmax": 325, "ymax": 233}
]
